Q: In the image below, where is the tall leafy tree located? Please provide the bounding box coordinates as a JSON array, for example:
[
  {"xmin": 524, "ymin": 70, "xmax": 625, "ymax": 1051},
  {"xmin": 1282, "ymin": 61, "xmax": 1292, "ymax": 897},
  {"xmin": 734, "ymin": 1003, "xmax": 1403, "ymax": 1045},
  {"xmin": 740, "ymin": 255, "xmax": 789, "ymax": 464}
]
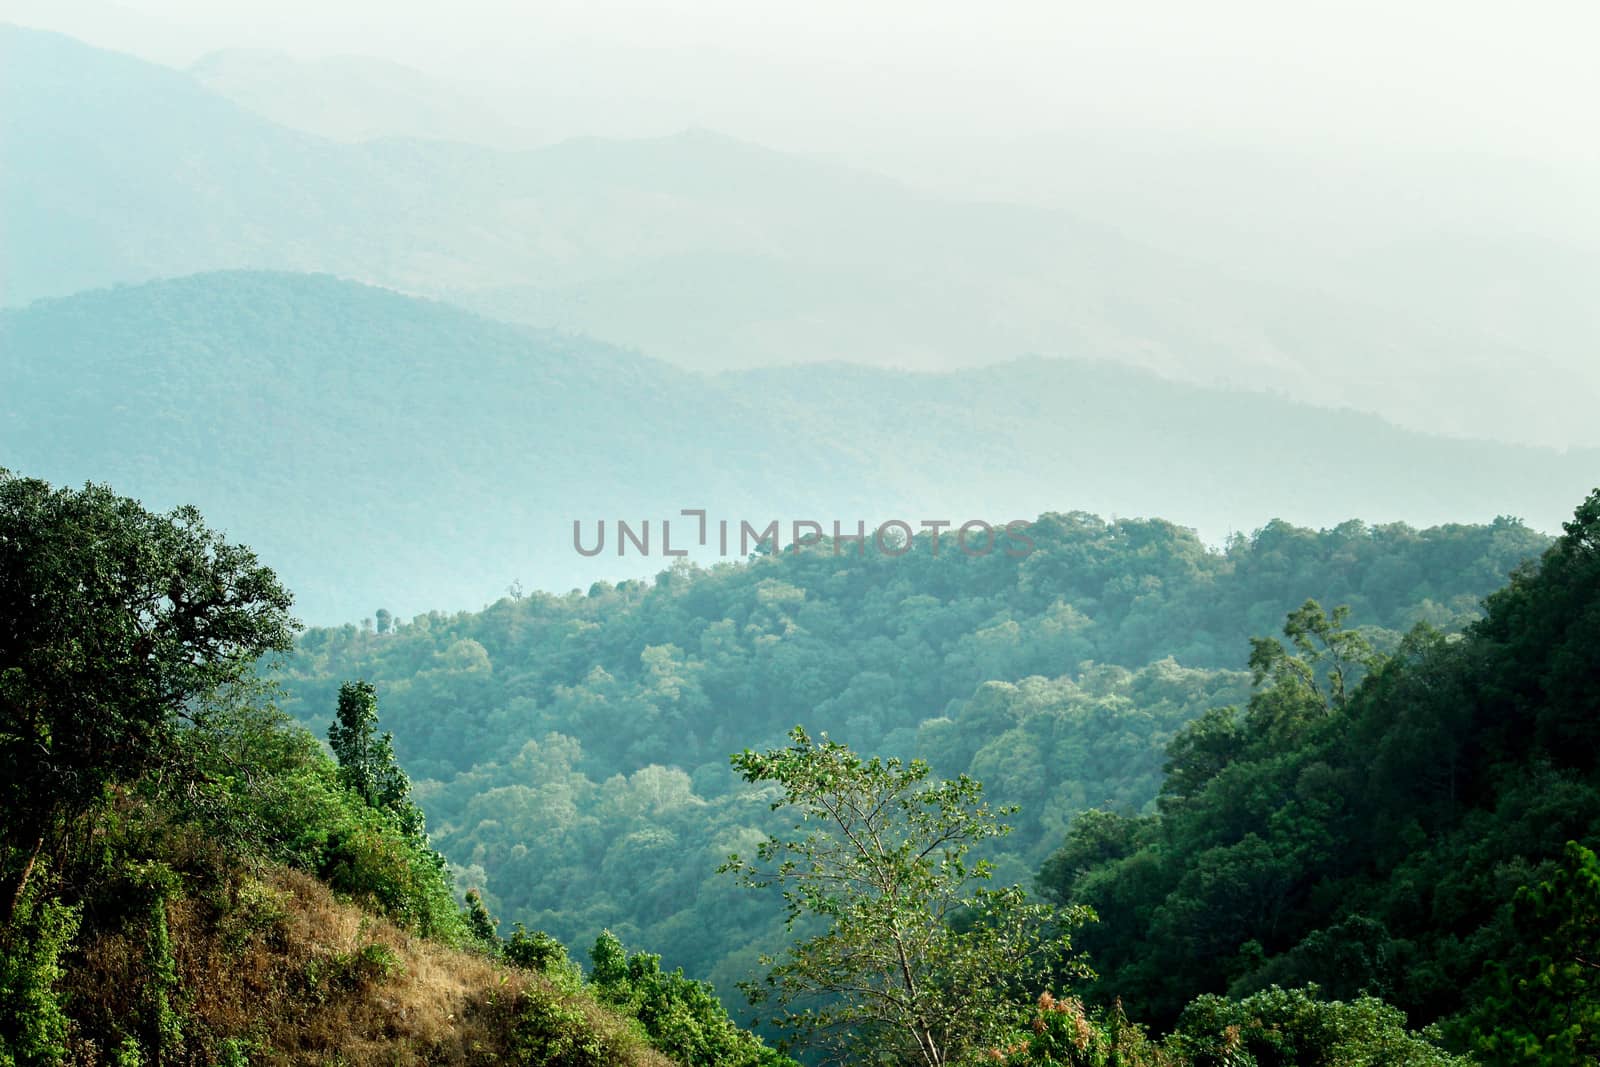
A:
[
  {"xmin": 328, "ymin": 680, "xmax": 425, "ymax": 839},
  {"xmin": 722, "ymin": 726, "xmax": 1090, "ymax": 1067},
  {"xmin": 0, "ymin": 470, "xmax": 296, "ymax": 918},
  {"xmin": 1245, "ymin": 599, "xmax": 1380, "ymax": 741}
]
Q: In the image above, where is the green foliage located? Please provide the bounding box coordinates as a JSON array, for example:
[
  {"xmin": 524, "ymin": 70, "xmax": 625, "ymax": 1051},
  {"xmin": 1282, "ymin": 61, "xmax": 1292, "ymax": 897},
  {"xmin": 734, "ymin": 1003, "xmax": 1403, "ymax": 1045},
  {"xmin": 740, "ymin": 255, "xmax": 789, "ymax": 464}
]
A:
[
  {"xmin": 329, "ymin": 681, "xmax": 426, "ymax": 840},
  {"xmin": 1043, "ymin": 490, "xmax": 1600, "ymax": 1039},
  {"xmin": 465, "ymin": 888, "xmax": 500, "ymax": 949},
  {"xmin": 510, "ymin": 985, "xmax": 628, "ymax": 1067},
  {"xmin": 141, "ymin": 880, "xmax": 184, "ymax": 1058},
  {"xmin": 1465, "ymin": 840, "xmax": 1600, "ymax": 1064},
  {"xmin": 724, "ymin": 727, "xmax": 1090, "ymax": 1067},
  {"xmin": 506, "ymin": 924, "xmax": 578, "ymax": 978},
  {"xmin": 0, "ymin": 880, "xmax": 80, "ymax": 1067},
  {"xmin": 281, "ymin": 770, "xmax": 464, "ymax": 941},
  {"xmin": 304, "ymin": 941, "xmax": 404, "ymax": 996},
  {"xmin": 110, "ymin": 1037, "xmax": 144, "ymax": 1067},
  {"xmin": 0, "ymin": 459, "xmax": 1585, "ymax": 1064},
  {"xmin": 980, "ymin": 993, "xmax": 1175, "ymax": 1067},
  {"xmin": 1244, "ymin": 600, "xmax": 1380, "ymax": 737},
  {"xmin": 0, "ymin": 470, "xmax": 296, "ymax": 915},
  {"xmin": 158, "ymin": 683, "xmax": 467, "ymax": 942},
  {"xmin": 588, "ymin": 930, "xmax": 794, "ymax": 1067},
  {"xmin": 212, "ymin": 1037, "xmax": 254, "ymax": 1067},
  {"xmin": 278, "ymin": 507, "xmax": 1543, "ymax": 994},
  {"xmin": 1168, "ymin": 986, "xmax": 1466, "ymax": 1067},
  {"xmin": 0, "ymin": 475, "xmax": 743, "ymax": 1064}
]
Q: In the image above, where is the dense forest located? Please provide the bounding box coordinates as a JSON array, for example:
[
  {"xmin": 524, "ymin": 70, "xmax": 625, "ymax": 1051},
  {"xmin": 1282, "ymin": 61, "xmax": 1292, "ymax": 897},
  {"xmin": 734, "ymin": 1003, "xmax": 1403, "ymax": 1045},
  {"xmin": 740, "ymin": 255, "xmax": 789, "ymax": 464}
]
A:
[
  {"xmin": 1041, "ymin": 491, "xmax": 1600, "ymax": 1048},
  {"xmin": 3, "ymin": 473, "xmax": 1597, "ymax": 1063},
  {"xmin": 278, "ymin": 505, "xmax": 1551, "ymax": 1001}
]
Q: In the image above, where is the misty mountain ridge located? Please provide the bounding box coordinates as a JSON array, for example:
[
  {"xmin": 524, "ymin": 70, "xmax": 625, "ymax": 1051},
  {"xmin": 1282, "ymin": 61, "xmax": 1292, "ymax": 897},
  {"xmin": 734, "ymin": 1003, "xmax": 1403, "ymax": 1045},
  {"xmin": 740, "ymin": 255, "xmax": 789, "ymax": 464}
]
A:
[
  {"xmin": 2, "ymin": 269, "xmax": 1593, "ymax": 624},
  {"xmin": 189, "ymin": 47, "xmax": 545, "ymax": 147},
  {"xmin": 2, "ymin": 23, "xmax": 1592, "ymax": 450}
]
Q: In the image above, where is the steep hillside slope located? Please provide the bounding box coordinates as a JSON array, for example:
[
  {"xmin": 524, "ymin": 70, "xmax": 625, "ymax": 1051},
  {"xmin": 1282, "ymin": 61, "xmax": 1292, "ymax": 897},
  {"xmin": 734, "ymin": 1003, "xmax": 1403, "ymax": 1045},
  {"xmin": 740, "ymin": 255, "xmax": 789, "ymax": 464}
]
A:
[
  {"xmin": 1041, "ymin": 490, "xmax": 1600, "ymax": 1052},
  {"xmin": 62, "ymin": 863, "xmax": 674, "ymax": 1066}
]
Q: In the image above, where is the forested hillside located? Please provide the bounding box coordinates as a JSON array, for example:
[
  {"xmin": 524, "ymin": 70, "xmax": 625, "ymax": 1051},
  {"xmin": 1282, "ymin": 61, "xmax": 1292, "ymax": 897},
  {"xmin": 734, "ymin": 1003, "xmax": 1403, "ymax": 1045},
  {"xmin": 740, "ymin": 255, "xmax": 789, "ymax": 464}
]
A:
[
  {"xmin": 1041, "ymin": 490, "xmax": 1600, "ymax": 1057},
  {"xmin": 6, "ymin": 6, "xmax": 1596, "ymax": 1064},
  {"xmin": 4, "ymin": 270, "xmax": 1592, "ymax": 622},
  {"xmin": 4, "ymin": 472, "xmax": 1594, "ymax": 1063},
  {"xmin": 279, "ymin": 507, "xmax": 1550, "ymax": 998},
  {"xmin": 0, "ymin": 472, "xmax": 789, "ymax": 1066}
]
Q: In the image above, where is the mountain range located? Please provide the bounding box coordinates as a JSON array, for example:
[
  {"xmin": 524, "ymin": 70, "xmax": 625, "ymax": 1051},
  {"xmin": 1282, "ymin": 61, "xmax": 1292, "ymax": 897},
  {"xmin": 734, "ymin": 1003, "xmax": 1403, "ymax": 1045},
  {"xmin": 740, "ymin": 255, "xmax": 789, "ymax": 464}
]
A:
[
  {"xmin": 3, "ymin": 23, "xmax": 1594, "ymax": 449},
  {"xmin": 3, "ymin": 270, "xmax": 1593, "ymax": 622}
]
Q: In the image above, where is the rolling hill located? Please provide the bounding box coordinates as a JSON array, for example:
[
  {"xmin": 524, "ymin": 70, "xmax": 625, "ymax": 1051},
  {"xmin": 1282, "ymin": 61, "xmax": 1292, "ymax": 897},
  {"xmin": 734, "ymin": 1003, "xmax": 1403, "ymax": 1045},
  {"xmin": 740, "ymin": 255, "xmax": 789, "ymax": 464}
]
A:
[{"xmin": 2, "ymin": 270, "xmax": 1594, "ymax": 623}]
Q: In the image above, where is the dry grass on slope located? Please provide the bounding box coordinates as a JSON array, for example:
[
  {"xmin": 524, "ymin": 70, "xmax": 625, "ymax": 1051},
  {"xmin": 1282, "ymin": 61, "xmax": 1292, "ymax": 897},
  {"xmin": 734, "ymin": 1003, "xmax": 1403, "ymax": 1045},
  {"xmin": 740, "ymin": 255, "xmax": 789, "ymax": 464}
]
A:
[{"xmin": 68, "ymin": 866, "xmax": 675, "ymax": 1067}]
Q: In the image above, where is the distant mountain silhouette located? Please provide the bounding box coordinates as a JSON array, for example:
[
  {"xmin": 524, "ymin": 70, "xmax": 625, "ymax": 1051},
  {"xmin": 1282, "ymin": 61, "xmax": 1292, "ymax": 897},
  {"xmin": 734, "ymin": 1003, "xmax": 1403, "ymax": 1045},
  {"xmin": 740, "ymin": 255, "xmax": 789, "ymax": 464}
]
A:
[
  {"xmin": 3, "ymin": 271, "xmax": 1591, "ymax": 621},
  {"xmin": 2, "ymin": 23, "xmax": 1584, "ymax": 448}
]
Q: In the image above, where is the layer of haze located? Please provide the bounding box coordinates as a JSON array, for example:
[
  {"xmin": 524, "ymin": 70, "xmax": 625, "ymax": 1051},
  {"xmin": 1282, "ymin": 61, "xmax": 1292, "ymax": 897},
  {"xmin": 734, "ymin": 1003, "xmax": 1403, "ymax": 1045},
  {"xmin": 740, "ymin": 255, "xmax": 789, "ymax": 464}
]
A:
[
  {"xmin": 7, "ymin": 0, "xmax": 1597, "ymax": 158},
  {"xmin": 4, "ymin": 0, "xmax": 1598, "ymax": 450}
]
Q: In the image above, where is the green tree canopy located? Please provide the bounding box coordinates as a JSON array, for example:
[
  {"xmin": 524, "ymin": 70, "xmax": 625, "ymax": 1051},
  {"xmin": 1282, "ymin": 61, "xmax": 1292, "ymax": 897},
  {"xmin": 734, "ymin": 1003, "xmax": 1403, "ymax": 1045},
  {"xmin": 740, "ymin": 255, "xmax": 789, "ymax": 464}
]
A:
[
  {"xmin": 723, "ymin": 726, "xmax": 1091, "ymax": 1067},
  {"xmin": 328, "ymin": 680, "xmax": 426, "ymax": 840},
  {"xmin": 1468, "ymin": 840, "xmax": 1600, "ymax": 1064},
  {"xmin": 0, "ymin": 470, "xmax": 296, "ymax": 917},
  {"xmin": 1038, "ymin": 489, "xmax": 1600, "ymax": 1035}
]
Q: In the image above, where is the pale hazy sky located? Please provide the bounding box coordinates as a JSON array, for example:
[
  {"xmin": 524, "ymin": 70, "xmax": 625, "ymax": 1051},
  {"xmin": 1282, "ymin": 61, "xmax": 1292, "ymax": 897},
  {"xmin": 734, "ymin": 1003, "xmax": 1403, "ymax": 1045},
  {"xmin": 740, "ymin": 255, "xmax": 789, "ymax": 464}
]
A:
[{"xmin": 7, "ymin": 0, "xmax": 1599, "ymax": 163}]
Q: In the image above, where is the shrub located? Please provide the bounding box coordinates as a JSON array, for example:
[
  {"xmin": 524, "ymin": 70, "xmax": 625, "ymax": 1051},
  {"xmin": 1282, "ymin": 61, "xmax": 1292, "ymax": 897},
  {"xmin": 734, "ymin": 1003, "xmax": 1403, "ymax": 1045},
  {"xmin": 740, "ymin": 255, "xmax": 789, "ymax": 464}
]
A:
[
  {"xmin": 506, "ymin": 924, "xmax": 578, "ymax": 979},
  {"xmin": 1169, "ymin": 986, "xmax": 1467, "ymax": 1067},
  {"xmin": 588, "ymin": 930, "xmax": 795, "ymax": 1067},
  {"xmin": 980, "ymin": 993, "xmax": 1175, "ymax": 1067},
  {"xmin": 511, "ymin": 986, "xmax": 613, "ymax": 1067},
  {"xmin": 0, "ymin": 881, "xmax": 81, "ymax": 1067}
]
